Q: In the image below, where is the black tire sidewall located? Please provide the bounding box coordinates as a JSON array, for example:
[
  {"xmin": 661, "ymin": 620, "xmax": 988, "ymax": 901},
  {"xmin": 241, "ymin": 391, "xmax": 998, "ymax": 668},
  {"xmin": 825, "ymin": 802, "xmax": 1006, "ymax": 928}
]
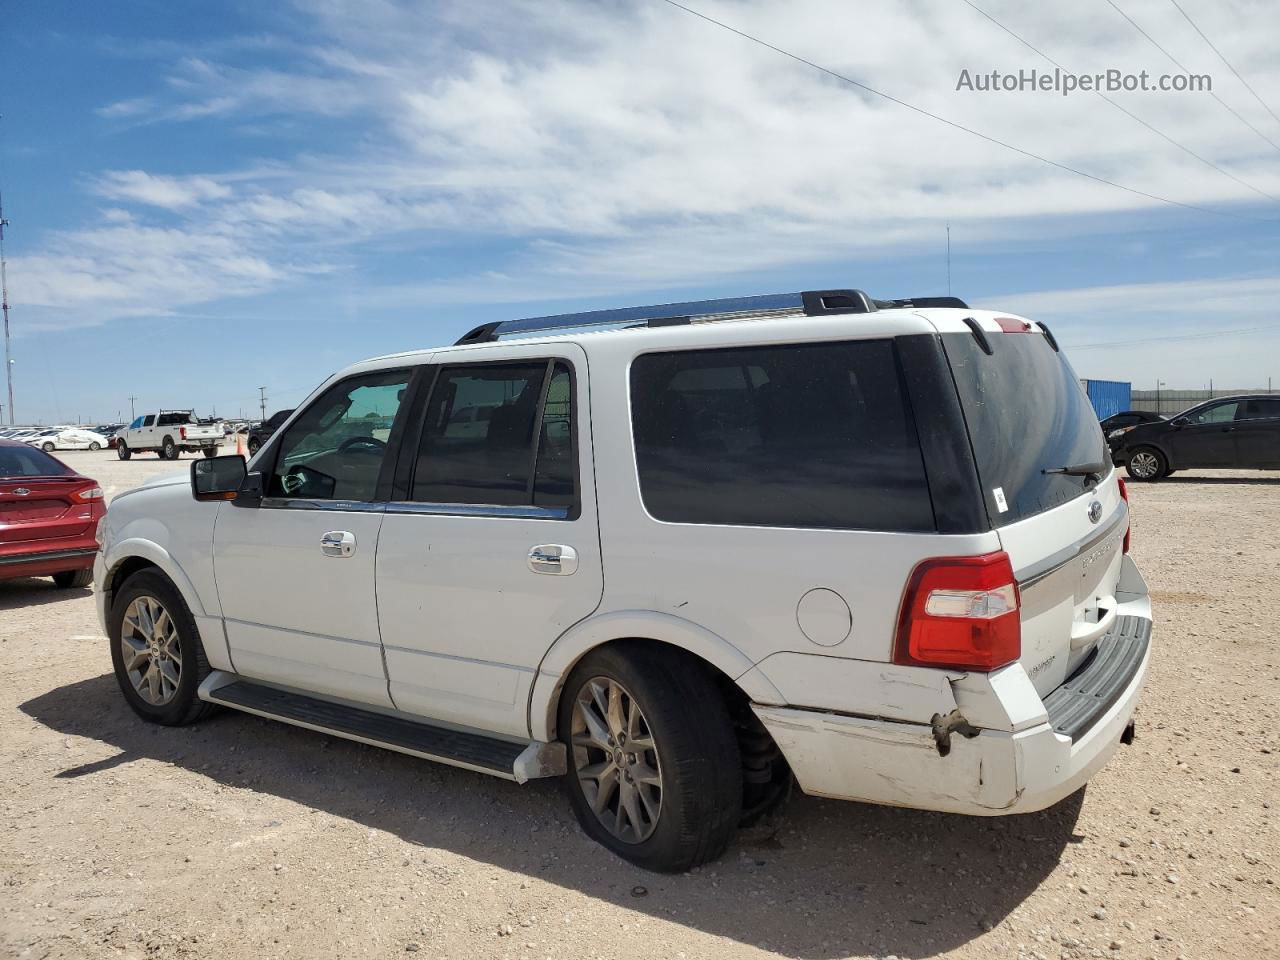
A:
[
  {"xmin": 162, "ymin": 438, "xmax": 176, "ymax": 459},
  {"xmin": 558, "ymin": 644, "xmax": 741, "ymax": 872},
  {"xmin": 89, "ymin": 442, "xmax": 101, "ymax": 451},
  {"xmin": 53, "ymin": 568, "xmax": 92, "ymax": 588},
  {"xmin": 118, "ymin": 443, "xmax": 131, "ymax": 460},
  {"xmin": 108, "ymin": 571, "xmax": 208, "ymax": 725}
]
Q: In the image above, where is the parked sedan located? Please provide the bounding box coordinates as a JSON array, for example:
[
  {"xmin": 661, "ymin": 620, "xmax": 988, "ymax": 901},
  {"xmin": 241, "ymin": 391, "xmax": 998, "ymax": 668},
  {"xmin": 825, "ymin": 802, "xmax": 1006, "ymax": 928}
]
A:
[
  {"xmin": 0, "ymin": 439, "xmax": 104, "ymax": 587},
  {"xmin": 25, "ymin": 428, "xmax": 113, "ymax": 452},
  {"xmin": 1100, "ymin": 410, "xmax": 1164, "ymax": 462},
  {"xmin": 1115, "ymin": 395, "xmax": 1280, "ymax": 480}
]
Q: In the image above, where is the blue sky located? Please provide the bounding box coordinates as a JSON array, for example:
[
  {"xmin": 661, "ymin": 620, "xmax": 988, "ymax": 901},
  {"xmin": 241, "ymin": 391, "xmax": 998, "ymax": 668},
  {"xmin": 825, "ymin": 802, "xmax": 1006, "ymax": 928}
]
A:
[{"xmin": 3, "ymin": 0, "xmax": 1279, "ymax": 424}]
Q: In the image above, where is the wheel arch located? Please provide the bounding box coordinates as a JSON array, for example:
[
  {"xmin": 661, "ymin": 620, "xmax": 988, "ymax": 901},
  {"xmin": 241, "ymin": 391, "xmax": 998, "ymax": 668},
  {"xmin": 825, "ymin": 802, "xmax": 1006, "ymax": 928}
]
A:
[
  {"xmin": 526, "ymin": 610, "xmax": 784, "ymax": 742},
  {"xmin": 102, "ymin": 539, "xmax": 207, "ymax": 622}
]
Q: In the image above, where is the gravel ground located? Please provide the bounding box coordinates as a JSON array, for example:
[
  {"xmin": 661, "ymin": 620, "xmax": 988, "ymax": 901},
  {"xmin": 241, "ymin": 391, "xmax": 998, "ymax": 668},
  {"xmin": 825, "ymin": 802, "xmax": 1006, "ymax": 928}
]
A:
[{"xmin": 2, "ymin": 449, "xmax": 1277, "ymax": 960}]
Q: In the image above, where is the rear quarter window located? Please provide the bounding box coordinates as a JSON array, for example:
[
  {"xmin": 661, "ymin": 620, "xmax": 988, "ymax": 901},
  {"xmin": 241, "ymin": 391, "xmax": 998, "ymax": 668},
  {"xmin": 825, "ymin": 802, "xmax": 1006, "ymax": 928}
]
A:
[{"xmin": 629, "ymin": 339, "xmax": 935, "ymax": 531}]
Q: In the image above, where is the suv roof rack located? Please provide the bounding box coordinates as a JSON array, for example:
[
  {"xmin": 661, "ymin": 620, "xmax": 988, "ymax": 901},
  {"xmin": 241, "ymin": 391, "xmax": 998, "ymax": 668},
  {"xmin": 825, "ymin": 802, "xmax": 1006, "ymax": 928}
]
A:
[{"xmin": 453, "ymin": 289, "xmax": 968, "ymax": 345}]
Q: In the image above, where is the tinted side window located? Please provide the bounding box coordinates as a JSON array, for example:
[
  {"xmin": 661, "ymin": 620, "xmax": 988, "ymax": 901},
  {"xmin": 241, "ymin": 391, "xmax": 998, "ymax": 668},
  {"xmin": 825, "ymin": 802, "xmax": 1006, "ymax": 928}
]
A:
[
  {"xmin": 411, "ymin": 360, "xmax": 577, "ymax": 511},
  {"xmin": 630, "ymin": 340, "xmax": 934, "ymax": 531},
  {"xmin": 270, "ymin": 370, "xmax": 410, "ymax": 501},
  {"xmin": 413, "ymin": 363, "xmax": 545, "ymax": 505},
  {"xmin": 1187, "ymin": 401, "xmax": 1239, "ymax": 424},
  {"xmin": 142, "ymin": 416, "xmax": 155, "ymax": 427},
  {"xmin": 533, "ymin": 363, "xmax": 574, "ymax": 508},
  {"xmin": 1238, "ymin": 399, "xmax": 1280, "ymax": 420}
]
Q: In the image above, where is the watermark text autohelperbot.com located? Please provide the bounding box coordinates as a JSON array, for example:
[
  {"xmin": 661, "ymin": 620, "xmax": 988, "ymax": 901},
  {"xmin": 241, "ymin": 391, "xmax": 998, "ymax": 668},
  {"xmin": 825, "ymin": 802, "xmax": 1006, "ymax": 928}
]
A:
[{"xmin": 957, "ymin": 68, "xmax": 1211, "ymax": 95}]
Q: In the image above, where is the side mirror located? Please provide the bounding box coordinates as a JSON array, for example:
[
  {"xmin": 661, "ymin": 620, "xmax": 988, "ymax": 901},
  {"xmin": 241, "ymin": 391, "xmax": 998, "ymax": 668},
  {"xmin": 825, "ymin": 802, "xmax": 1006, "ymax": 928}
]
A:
[
  {"xmin": 1171, "ymin": 416, "xmax": 1189, "ymax": 426},
  {"xmin": 191, "ymin": 455, "xmax": 247, "ymax": 502}
]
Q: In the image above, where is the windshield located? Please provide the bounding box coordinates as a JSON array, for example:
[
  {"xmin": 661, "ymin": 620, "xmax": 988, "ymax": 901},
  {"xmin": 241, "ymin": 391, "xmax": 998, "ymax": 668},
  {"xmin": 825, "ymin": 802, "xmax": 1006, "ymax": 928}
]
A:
[
  {"xmin": 0, "ymin": 444, "xmax": 75, "ymax": 478},
  {"xmin": 942, "ymin": 330, "xmax": 1108, "ymax": 526}
]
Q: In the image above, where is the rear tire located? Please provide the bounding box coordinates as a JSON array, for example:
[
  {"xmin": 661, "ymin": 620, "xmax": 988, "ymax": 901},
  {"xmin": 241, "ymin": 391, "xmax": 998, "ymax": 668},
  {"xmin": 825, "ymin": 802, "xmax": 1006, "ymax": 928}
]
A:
[
  {"xmin": 89, "ymin": 441, "xmax": 101, "ymax": 451},
  {"xmin": 559, "ymin": 642, "xmax": 742, "ymax": 872},
  {"xmin": 1126, "ymin": 447, "xmax": 1167, "ymax": 482},
  {"xmin": 52, "ymin": 568, "xmax": 93, "ymax": 589},
  {"xmin": 117, "ymin": 442, "xmax": 132, "ymax": 460},
  {"xmin": 108, "ymin": 570, "xmax": 216, "ymax": 726},
  {"xmin": 161, "ymin": 437, "xmax": 177, "ymax": 460}
]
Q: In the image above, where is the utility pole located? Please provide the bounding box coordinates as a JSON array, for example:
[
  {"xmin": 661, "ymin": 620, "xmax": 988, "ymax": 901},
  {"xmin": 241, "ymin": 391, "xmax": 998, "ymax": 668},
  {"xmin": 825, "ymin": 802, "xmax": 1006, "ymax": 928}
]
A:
[
  {"xmin": 1, "ymin": 185, "xmax": 14, "ymax": 426},
  {"xmin": 128, "ymin": 395, "xmax": 138, "ymax": 420},
  {"xmin": 258, "ymin": 386, "xmax": 267, "ymax": 422}
]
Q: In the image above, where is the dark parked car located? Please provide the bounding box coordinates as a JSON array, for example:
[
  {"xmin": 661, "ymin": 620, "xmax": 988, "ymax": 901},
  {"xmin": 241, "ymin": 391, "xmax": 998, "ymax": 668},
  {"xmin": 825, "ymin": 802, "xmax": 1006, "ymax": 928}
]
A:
[
  {"xmin": 0, "ymin": 439, "xmax": 104, "ymax": 587},
  {"xmin": 1100, "ymin": 410, "xmax": 1164, "ymax": 461},
  {"xmin": 1115, "ymin": 395, "xmax": 1280, "ymax": 481},
  {"xmin": 247, "ymin": 409, "xmax": 294, "ymax": 456}
]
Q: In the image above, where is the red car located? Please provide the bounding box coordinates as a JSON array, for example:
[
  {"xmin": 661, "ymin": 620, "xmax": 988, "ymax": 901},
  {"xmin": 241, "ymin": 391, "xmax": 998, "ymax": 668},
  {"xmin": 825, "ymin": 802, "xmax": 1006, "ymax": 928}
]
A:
[{"xmin": 0, "ymin": 438, "xmax": 104, "ymax": 588}]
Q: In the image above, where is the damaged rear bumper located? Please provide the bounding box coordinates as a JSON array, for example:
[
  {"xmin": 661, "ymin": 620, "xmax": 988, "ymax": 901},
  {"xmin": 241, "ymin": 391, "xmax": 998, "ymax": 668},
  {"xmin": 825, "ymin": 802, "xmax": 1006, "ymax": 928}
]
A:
[{"xmin": 752, "ymin": 615, "xmax": 1152, "ymax": 816}]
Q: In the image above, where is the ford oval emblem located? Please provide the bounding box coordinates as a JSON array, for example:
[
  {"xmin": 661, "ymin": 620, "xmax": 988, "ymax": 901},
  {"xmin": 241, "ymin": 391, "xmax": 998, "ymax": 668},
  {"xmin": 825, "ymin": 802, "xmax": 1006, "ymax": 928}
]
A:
[
  {"xmin": 13, "ymin": 487, "xmax": 31, "ymax": 497},
  {"xmin": 1088, "ymin": 500, "xmax": 1103, "ymax": 524}
]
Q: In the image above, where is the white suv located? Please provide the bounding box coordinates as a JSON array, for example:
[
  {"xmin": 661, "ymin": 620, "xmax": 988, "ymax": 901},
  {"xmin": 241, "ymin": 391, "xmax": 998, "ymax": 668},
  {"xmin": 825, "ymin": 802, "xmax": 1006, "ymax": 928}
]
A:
[{"xmin": 96, "ymin": 289, "xmax": 1152, "ymax": 872}]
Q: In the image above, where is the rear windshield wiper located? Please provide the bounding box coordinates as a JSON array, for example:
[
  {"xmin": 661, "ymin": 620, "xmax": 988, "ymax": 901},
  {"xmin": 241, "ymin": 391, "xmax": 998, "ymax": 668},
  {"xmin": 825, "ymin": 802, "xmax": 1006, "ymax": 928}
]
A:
[{"xmin": 1043, "ymin": 461, "xmax": 1108, "ymax": 483}]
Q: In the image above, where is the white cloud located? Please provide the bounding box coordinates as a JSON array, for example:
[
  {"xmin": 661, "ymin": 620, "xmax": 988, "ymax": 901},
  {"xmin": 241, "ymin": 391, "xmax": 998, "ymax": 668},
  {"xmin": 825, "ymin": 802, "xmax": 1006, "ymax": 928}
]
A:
[
  {"xmin": 16, "ymin": 0, "xmax": 1279, "ymax": 350},
  {"xmin": 95, "ymin": 170, "xmax": 232, "ymax": 209}
]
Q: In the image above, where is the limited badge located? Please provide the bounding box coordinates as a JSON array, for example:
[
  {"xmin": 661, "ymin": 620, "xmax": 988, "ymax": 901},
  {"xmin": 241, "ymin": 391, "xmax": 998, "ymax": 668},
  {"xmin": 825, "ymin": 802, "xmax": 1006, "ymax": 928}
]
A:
[{"xmin": 993, "ymin": 487, "xmax": 1009, "ymax": 513}]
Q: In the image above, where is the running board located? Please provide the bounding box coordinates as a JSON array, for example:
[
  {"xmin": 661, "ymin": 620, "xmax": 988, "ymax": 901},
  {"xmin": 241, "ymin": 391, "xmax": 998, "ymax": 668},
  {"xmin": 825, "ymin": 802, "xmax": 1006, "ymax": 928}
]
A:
[{"xmin": 198, "ymin": 672, "xmax": 565, "ymax": 783}]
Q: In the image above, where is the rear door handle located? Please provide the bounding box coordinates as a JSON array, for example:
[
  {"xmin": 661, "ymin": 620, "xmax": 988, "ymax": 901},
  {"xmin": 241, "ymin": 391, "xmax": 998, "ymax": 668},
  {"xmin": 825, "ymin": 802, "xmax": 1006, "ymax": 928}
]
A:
[
  {"xmin": 528, "ymin": 544, "xmax": 578, "ymax": 576},
  {"xmin": 321, "ymin": 531, "xmax": 356, "ymax": 558}
]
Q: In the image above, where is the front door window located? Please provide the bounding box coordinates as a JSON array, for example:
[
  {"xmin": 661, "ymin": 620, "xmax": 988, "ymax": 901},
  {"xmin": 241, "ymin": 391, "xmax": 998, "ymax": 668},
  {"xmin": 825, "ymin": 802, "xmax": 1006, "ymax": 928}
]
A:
[{"xmin": 270, "ymin": 370, "xmax": 411, "ymax": 502}]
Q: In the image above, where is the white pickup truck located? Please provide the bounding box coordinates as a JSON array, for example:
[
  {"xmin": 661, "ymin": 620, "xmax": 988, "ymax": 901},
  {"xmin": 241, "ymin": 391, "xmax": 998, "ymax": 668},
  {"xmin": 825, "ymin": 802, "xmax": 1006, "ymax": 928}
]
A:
[{"xmin": 117, "ymin": 411, "xmax": 223, "ymax": 460}]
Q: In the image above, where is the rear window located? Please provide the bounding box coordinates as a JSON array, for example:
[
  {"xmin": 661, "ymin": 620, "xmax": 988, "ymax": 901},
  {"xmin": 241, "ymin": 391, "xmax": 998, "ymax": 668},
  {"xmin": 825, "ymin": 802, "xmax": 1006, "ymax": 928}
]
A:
[
  {"xmin": 0, "ymin": 444, "xmax": 74, "ymax": 478},
  {"xmin": 942, "ymin": 331, "xmax": 1108, "ymax": 525},
  {"xmin": 630, "ymin": 340, "xmax": 935, "ymax": 531}
]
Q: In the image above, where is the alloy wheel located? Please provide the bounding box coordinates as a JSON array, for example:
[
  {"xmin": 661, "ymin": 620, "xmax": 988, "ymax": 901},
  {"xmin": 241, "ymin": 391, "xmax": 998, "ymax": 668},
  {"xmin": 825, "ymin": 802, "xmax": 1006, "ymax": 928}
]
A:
[
  {"xmin": 1129, "ymin": 451, "xmax": 1159, "ymax": 479},
  {"xmin": 120, "ymin": 596, "xmax": 182, "ymax": 706},
  {"xmin": 570, "ymin": 677, "xmax": 663, "ymax": 844}
]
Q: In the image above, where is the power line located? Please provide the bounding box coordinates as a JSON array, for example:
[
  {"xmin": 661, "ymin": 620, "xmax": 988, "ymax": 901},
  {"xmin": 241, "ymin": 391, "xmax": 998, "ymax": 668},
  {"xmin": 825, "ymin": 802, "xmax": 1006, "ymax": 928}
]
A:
[
  {"xmin": 657, "ymin": 0, "xmax": 1270, "ymax": 222},
  {"xmin": 1068, "ymin": 322, "xmax": 1280, "ymax": 349},
  {"xmin": 1102, "ymin": 0, "xmax": 1280, "ymax": 155},
  {"xmin": 960, "ymin": 0, "xmax": 1280, "ymax": 206},
  {"xmin": 1167, "ymin": 0, "xmax": 1280, "ymax": 130}
]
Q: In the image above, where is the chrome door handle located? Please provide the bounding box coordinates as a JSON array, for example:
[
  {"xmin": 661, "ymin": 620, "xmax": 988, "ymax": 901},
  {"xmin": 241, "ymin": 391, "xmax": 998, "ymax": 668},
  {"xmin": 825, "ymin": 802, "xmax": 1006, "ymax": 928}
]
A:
[
  {"xmin": 321, "ymin": 530, "xmax": 356, "ymax": 558},
  {"xmin": 528, "ymin": 544, "xmax": 578, "ymax": 576}
]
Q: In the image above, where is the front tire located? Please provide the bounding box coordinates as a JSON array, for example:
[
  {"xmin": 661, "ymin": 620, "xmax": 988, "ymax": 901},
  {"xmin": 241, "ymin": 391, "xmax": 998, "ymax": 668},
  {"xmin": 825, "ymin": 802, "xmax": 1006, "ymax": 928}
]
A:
[
  {"xmin": 559, "ymin": 643, "xmax": 742, "ymax": 872},
  {"xmin": 117, "ymin": 442, "xmax": 132, "ymax": 460},
  {"xmin": 52, "ymin": 568, "xmax": 93, "ymax": 588},
  {"xmin": 42, "ymin": 442, "xmax": 55, "ymax": 452},
  {"xmin": 108, "ymin": 570, "xmax": 215, "ymax": 726},
  {"xmin": 247, "ymin": 437, "xmax": 261, "ymax": 456},
  {"xmin": 202, "ymin": 446, "xmax": 217, "ymax": 458},
  {"xmin": 1126, "ymin": 446, "xmax": 1167, "ymax": 482}
]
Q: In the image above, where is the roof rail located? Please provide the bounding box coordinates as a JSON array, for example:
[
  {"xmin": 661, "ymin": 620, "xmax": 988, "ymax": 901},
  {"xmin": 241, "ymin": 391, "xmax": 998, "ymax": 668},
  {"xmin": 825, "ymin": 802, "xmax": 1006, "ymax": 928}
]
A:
[
  {"xmin": 453, "ymin": 289, "xmax": 878, "ymax": 345},
  {"xmin": 876, "ymin": 296, "xmax": 969, "ymax": 309}
]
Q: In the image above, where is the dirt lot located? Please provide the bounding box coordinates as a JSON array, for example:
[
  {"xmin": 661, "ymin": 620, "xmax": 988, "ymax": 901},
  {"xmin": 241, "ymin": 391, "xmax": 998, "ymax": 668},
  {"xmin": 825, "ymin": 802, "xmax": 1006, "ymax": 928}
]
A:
[{"xmin": 2, "ymin": 449, "xmax": 1277, "ymax": 960}]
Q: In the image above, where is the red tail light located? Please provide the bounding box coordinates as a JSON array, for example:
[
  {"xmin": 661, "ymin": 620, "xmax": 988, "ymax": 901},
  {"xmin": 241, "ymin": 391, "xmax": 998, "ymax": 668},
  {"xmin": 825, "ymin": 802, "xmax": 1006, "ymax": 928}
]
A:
[
  {"xmin": 180, "ymin": 427, "xmax": 187, "ymax": 440},
  {"xmin": 894, "ymin": 551, "xmax": 1021, "ymax": 671},
  {"xmin": 1117, "ymin": 476, "xmax": 1131, "ymax": 554}
]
